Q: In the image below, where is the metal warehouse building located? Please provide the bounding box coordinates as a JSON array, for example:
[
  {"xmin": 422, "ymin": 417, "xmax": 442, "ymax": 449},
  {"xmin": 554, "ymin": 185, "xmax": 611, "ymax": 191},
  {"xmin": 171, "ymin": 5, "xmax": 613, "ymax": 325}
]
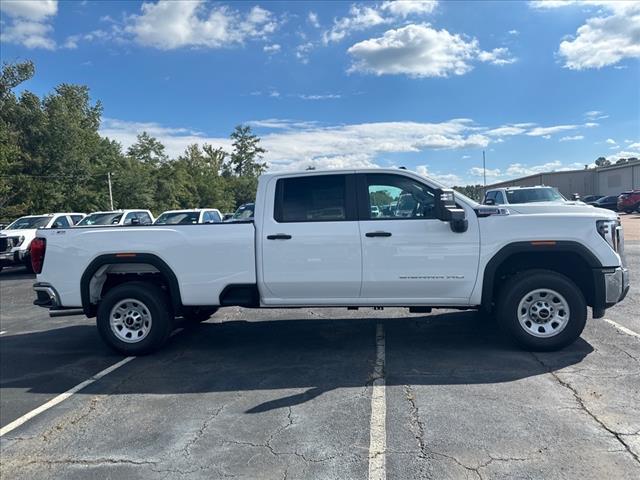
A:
[{"xmin": 484, "ymin": 160, "xmax": 640, "ymax": 198}]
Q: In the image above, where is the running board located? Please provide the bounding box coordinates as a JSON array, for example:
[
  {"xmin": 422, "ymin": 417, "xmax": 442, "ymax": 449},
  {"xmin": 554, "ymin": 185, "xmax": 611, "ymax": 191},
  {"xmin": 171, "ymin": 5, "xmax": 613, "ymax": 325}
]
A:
[{"xmin": 49, "ymin": 308, "xmax": 84, "ymax": 318}]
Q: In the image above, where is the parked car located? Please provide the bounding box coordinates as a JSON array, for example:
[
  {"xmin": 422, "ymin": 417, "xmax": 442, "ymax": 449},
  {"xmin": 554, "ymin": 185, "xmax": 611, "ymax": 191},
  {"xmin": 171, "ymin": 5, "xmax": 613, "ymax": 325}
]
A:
[
  {"xmin": 76, "ymin": 210, "xmax": 154, "ymax": 227},
  {"xmin": 618, "ymin": 190, "xmax": 640, "ymax": 213},
  {"xmin": 225, "ymin": 203, "xmax": 255, "ymax": 222},
  {"xmin": 0, "ymin": 212, "xmax": 85, "ymax": 272},
  {"xmin": 587, "ymin": 195, "xmax": 619, "ymax": 211},
  {"xmin": 32, "ymin": 168, "xmax": 628, "ymax": 355},
  {"xmin": 484, "ymin": 186, "xmax": 568, "ymax": 205},
  {"xmin": 154, "ymin": 209, "xmax": 222, "ymax": 225},
  {"xmin": 582, "ymin": 195, "xmax": 604, "ymax": 203}
]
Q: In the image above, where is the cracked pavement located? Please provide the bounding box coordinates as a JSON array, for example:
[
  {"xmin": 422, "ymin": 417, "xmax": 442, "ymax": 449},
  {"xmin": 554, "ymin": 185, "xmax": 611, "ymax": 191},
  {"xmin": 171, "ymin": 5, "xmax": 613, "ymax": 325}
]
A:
[{"xmin": 1, "ymin": 243, "xmax": 639, "ymax": 479}]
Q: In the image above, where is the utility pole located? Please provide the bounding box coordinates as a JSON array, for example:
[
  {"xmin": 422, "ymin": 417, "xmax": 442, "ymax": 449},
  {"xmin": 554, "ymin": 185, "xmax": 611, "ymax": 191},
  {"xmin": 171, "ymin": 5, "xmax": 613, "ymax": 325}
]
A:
[
  {"xmin": 482, "ymin": 150, "xmax": 487, "ymax": 187},
  {"xmin": 107, "ymin": 172, "xmax": 114, "ymax": 210}
]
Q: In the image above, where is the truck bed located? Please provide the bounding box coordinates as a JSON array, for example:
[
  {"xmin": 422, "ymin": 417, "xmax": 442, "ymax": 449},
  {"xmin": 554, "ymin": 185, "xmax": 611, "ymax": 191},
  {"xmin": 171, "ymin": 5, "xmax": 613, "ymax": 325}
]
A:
[{"xmin": 37, "ymin": 223, "xmax": 256, "ymax": 308}]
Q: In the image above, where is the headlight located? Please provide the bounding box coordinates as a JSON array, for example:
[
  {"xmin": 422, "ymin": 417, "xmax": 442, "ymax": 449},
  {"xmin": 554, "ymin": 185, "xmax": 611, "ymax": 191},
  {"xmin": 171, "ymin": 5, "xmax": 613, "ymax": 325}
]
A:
[{"xmin": 597, "ymin": 219, "xmax": 621, "ymax": 252}]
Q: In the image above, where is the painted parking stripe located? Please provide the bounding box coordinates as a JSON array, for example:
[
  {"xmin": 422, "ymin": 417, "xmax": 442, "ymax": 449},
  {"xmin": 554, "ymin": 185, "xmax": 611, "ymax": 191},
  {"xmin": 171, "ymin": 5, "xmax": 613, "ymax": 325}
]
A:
[
  {"xmin": 368, "ymin": 322, "xmax": 386, "ymax": 480},
  {"xmin": 0, "ymin": 356, "xmax": 135, "ymax": 437},
  {"xmin": 603, "ymin": 319, "xmax": 640, "ymax": 339}
]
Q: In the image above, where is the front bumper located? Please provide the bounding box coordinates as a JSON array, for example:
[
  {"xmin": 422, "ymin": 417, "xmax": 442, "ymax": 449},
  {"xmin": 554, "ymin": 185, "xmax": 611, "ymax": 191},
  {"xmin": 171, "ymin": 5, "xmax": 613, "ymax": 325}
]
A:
[
  {"xmin": 604, "ymin": 267, "xmax": 630, "ymax": 305},
  {"xmin": 0, "ymin": 250, "xmax": 26, "ymax": 266}
]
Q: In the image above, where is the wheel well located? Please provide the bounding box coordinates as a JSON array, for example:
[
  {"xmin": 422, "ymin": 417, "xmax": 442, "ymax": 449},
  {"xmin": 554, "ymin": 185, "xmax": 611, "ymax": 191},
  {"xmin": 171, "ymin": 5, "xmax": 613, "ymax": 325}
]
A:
[
  {"xmin": 81, "ymin": 255, "xmax": 183, "ymax": 317},
  {"xmin": 487, "ymin": 251, "xmax": 596, "ymax": 309}
]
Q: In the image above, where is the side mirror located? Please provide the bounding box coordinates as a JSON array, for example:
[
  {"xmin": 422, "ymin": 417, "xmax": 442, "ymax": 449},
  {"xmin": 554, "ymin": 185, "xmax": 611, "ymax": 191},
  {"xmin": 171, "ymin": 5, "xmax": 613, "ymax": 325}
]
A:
[
  {"xmin": 484, "ymin": 198, "xmax": 495, "ymax": 205},
  {"xmin": 435, "ymin": 188, "xmax": 468, "ymax": 233}
]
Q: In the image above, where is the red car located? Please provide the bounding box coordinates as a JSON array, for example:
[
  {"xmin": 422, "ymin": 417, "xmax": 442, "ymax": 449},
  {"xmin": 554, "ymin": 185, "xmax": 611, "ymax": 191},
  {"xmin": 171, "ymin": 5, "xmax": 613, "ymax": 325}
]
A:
[{"xmin": 618, "ymin": 190, "xmax": 640, "ymax": 213}]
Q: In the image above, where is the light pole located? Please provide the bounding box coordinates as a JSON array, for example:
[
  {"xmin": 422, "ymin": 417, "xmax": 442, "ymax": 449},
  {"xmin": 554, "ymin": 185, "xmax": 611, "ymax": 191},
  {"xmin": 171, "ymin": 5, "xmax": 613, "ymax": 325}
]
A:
[{"xmin": 107, "ymin": 172, "xmax": 114, "ymax": 210}]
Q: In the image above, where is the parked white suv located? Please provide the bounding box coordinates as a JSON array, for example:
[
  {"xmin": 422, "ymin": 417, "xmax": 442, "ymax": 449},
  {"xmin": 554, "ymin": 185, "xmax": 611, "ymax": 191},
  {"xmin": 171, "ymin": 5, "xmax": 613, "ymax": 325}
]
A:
[
  {"xmin": 76, "ymin": 210, "xmax": 154, "ymax": 227},
  {"xmin": 0, "ymin": 213, "xmax": 85, "ymax": 272},
  {"xmin": 154, "ymin": 209, "xmax": 222, "ymax": 225},
  {"xmin": 484, "ymin": 186, "xmax": 568, "ymax": 205}
]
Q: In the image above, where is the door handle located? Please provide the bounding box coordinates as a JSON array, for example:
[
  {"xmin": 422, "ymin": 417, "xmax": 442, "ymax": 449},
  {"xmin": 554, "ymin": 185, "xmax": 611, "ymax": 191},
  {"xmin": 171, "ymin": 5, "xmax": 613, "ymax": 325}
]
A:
[
  {"xmin": 267, "ymin": 234, "xmax": 292, "ymax": 240},
  {"xmin": 365, "ymin": 231, "xmax": 392, "ymax": 237}
]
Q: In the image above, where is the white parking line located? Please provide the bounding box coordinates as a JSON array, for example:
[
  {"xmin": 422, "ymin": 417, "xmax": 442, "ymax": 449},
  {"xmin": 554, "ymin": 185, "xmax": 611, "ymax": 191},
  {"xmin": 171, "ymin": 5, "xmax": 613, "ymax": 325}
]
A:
[
  {"xmin": 603, "ymin": 319, "xmax": 640, "ymax": 339},
  {"xmin": 0, "ymin": 356, "xmax": 135, "ymax": 437},
  {"xmin": 368, "ymin": 322, "xmax": 386, "ymax": 480}
]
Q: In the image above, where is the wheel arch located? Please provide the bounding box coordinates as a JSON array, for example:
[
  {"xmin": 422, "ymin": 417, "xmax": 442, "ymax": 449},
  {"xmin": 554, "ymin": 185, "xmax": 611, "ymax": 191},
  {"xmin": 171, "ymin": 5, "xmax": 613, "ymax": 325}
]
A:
[
  {"xmin": 80, "ymin": 253, "xmax": 182, "ymax": 317},
  {"xmin": 481, "ymin": 241, "xmax": 603, "ymax": 313}
]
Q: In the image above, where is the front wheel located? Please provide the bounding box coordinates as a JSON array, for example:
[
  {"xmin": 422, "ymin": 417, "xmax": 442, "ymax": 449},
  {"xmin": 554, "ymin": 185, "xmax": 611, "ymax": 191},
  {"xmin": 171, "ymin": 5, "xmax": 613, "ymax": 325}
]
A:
[
  {"xmin": 497, "ymin": 270, "xmax": 586, "ymax": 351},
  {"xmin": 97, "ymin": 281, "xmax": 173, "ymax": 355}
]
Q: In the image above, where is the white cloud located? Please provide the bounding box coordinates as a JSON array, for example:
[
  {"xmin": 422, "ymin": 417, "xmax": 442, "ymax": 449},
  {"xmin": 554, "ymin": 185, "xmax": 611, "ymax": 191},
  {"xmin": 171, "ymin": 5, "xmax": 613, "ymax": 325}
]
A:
[
  {"xmin": 0, "ymin": 0, "xmax": 58, "ymax": 49},
  {"xmin": 308, "ymin": 11, "xmax": 320, "ymax": 28},
  {"xmin": 416, "ymin": 165, "xmax": 462, "ymax": 186},
  {"xmin": 125, "ymin": 1, "xmax": 278, "ymax": 50},
  {"xmin": 347, "ymin": 24, "xmax": 515, "ymax": 77},
  {"xmin": 296, "ymin": 42, "xmax": 314, "ymax": 63},
  {"xmin": 508, "ymin": 29, "xmax": 519, "ymax": 35},
  {"xmin": 323, "ymin": 1, "xmax": 437, "ymax": 44},
  {"xmin": 296, "ymin": 93, "xmax": 342, "ymax": 100},
  {"xmin": 469, "ymin": 166, "xmax": 501, "ymax": 177},
  {"xmin": 559, "ymin": 135, "xmax": 584, "ymax": 141},
  {"xmin": 605, "ymin": 138, "xmax": 617, "ymax": 145},
  {"xmin": 477, "ymin": 47, "xmax": 517, "ymax": 65},
  {"xmin": 100, "ymin": 118, "xmax": 232, "ymax": 158},
  {"xmin": 584, "ymin": 110, "xmax": 608, "ymax": 120},
  {"xmin": 627, "ymin": 142, "xmax": 640, "ymax": 149},
  {"xmin": 526, "ymin": 124, "xmax": 580, "ymax": 137},
  {"xmin": 531, "ymin": 1, "xmax": 640, "ymax": 70},
  {"xmin": 0, "ymin": 0, "xmax": 57, "ymax": 20},
  {"xmin": 263, "ymin": 43, "xmax": 281, "ymax": 54}
]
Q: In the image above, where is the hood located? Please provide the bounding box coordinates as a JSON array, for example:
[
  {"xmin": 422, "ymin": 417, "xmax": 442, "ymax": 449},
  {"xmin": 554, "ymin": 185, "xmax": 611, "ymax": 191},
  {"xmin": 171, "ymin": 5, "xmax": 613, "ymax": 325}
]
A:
[{"xmin": 507, "ymin": 202, "xmax": 617, "ymax": 218}]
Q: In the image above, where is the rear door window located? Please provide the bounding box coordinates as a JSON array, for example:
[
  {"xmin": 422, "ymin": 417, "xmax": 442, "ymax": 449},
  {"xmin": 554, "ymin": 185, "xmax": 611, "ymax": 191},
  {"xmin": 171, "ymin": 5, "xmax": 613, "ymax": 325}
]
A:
[{"xmin": 274, "ymin": 174, "xmax": 354, "ymax": 222}]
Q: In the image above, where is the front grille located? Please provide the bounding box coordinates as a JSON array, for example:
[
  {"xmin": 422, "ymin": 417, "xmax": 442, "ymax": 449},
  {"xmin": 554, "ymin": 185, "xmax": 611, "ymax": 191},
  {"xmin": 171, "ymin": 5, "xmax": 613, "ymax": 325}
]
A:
[{"xmin": 0, "ymin": 236, "xmax": 19, "ymax": 253}]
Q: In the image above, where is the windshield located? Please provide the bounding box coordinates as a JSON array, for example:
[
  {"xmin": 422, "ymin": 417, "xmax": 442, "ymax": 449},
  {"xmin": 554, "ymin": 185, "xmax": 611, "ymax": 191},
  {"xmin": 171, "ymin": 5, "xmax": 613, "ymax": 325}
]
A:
[
  {"xmin": 232, "ymin": 204, "xmax": 255, "ymax": 220},
  {"xmin": 77, "ymin": 212, "xmax": 123, "ymax": 226},
  {"xmin": 5, "ymin": 216, "xmax": 51, "ymax": 230},
  {"xmin": 506, "ymin": 188, "xmax": 565, "ymax": 204},
  {"xmin": 155, "ymin": 212, "xmax": 199, "ymax": 225}
]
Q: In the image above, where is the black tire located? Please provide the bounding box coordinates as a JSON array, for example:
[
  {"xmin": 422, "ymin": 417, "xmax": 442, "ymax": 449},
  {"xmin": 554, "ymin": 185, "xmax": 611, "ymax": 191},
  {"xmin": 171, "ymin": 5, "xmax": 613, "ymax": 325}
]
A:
[
  {"xmin": 624, "ymin": 209, "xmax": 633, "ymax": 214},
  {"xmin": 97, "ymin": 281, "xmax": 173, "ymax": 355},
  {"xmin": 182, "ymin": 307, "xmax": 219, "ymax": 323},
  {"xmin": 497, "ymin": 269, "xmax": 586, "ymax": 351}
]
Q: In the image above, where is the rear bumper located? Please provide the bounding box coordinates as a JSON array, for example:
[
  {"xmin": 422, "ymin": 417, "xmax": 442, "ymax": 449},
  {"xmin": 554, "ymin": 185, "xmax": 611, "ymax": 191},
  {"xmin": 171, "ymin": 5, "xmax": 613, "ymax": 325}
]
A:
[{"xmin": 33, "ymin": 282, "xmax": 60, "ymax": 308}]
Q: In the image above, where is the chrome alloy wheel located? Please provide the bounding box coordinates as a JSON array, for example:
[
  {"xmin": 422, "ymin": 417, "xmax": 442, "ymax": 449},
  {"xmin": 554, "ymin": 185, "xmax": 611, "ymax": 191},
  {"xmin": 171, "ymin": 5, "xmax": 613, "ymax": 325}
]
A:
[
  {"xmin": 517, "ymin": 288, "xmax": 570, "ymax": 338},
  {"xmin": 110, "ymin": 298, "xmax": 153, "ymax": 343}
]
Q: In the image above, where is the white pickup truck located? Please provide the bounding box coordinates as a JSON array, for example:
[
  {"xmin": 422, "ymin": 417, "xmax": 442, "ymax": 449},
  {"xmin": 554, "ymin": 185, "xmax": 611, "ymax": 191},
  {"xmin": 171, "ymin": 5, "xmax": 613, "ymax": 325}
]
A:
[{"xmin": 32, "ymin": 169, "xmax": 629, "ymax": 354}]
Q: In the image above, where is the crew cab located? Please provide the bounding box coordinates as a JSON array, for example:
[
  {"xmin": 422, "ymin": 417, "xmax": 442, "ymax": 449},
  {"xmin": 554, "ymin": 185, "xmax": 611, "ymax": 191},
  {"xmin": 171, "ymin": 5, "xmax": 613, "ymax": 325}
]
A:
[
  {"xmin": 0, "ymin": 213, "xmax": 85, "ymax": 272},
  {"xmin": 76, "ymin": 210, "xmax": 154, "ymax": 227},
  {"xmin": 32, "ymin": 169, "xmax": 629, "ymax": 354},
  {"xmin": 154, "ymin": 209, "xmax": 222, "ymax": 225}
]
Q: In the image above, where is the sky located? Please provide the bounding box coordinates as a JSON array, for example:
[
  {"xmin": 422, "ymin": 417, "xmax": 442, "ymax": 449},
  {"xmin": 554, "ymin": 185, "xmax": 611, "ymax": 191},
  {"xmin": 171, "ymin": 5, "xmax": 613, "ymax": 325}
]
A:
[{"xmin": 1, "ymin": 0, "xmax": 639, "ymax": 186}]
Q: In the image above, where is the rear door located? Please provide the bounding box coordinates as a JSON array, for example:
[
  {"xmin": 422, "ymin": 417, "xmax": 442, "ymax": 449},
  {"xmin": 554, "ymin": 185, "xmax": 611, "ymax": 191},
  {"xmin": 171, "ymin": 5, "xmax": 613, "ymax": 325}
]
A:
[
  {"xmin": 260, "ymin": 173, "xmax": 362, "ymax": 302},
  {"xmin": 358, "ymin": 173, "xmax": 480, "ymax": 304}
]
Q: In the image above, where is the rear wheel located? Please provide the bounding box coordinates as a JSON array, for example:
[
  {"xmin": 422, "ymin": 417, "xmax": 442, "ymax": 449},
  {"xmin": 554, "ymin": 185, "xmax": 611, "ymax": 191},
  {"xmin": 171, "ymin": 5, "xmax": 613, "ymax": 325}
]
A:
[
  {"xmin": 97, "ymin": 281, "xmax": 172, "ymax": 355},
  {"xmin": 497, "ymin": 270, "xmax": 586, "ymax": 351}
]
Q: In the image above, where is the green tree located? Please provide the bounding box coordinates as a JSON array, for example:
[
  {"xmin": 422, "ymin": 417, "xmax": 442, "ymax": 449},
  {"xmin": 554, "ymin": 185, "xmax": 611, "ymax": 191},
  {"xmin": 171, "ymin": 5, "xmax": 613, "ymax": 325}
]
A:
[
  {"xmin": 227, "ymin": 125, "xmax": 266, "ymax": 177},
  {"xmin": 595, "ymin": 156, "xmax": 611, "ymax": 167}
]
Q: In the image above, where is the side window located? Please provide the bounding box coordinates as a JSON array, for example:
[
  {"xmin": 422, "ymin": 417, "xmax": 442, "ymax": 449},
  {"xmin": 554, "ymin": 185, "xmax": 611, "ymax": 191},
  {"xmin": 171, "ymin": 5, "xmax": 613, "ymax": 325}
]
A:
[
  {"xmin": 203, "ymin": 212, "xmax": 213, "ymax": 223},
  {"xmin": 275, "ymin": 175, "xmax": 349, "ymax": 222},
  {"xmin": 495, "ymin": 192, "xmax": 505, "ymax": 205},
  {"xmin": 51, "ymin": 216, "xmax": 70, "ymax": 228},
  {"xmin": 70, "ymin": 215, "xmax": 84, "ymax": 225},
  {"xmin": 484, "ymin": 191, "xmax": 495, "ymax": 203},
  {"xmin": 211, "ymin": 211, "xmax": 222, "ymax": 222},
  {"xmin": 123, "ymin": 212, "xmax": 137, "ymax": 225},
  {"xmin": 137, "ymin": 212, "xmax": 152, "ymax": 225},
  {"xmin": 365, "ymin": 174, "xmax": 436, "ymax": 220}
]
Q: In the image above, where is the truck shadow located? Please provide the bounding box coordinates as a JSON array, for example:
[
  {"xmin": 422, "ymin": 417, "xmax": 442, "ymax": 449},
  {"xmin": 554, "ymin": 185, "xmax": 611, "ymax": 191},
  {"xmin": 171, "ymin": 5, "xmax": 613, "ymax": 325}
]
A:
[
  {"xmin": 0, "ymin": 311, "xmax": 593, "ymax": 416},
  {"xmin": 0, "ymin": 267, "xmax": 34, "ymax": 281}
]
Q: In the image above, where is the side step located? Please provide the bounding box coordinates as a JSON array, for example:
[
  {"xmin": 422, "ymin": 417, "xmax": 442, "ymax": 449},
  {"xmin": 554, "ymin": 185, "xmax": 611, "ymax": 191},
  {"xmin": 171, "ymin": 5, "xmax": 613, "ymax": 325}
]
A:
[{"xmin": 49, "ymin": 308, "xmax": 84, "ymax": 318}]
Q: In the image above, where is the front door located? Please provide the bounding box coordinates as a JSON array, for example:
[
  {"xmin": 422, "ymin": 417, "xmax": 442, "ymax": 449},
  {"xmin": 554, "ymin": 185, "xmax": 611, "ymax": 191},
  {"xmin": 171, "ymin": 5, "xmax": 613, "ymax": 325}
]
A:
[
  {"xmin": 261, "ymin": 173, "xmax": 362, "ymax": 303},
  {"xmin": 358, "ymin": 173, "xmax": 480, "ymax": 305}
]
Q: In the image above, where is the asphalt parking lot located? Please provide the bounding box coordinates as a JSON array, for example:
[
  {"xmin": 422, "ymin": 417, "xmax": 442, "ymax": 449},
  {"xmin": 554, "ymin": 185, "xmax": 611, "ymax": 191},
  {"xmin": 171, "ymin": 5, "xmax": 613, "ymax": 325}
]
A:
[{"xmin": 1, "ymin": 242, "xmax": 639, "ymax": 479}]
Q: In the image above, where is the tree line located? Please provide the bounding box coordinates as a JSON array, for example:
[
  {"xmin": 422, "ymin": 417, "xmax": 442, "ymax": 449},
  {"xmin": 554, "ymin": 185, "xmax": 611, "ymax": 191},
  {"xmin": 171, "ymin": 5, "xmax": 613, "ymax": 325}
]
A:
[{"xmin": 0, "ymin": 61, "xmax": 267, "ymax": 221}]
